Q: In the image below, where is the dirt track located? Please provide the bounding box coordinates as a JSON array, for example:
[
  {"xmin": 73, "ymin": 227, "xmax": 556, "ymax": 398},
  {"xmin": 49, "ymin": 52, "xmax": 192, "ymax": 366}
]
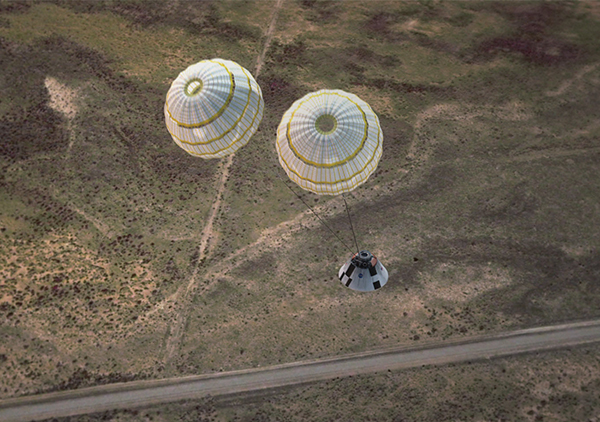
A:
[
  {"xmin": 162, "ymin": 0, "xmax": 285, "ymax": 367},
  {"xmin": 2, "ymin": 319, "xmax": 600, "ymax": 422}
]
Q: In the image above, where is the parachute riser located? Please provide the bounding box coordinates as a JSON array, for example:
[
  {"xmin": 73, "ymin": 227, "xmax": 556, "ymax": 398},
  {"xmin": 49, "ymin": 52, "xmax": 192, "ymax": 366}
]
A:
[
  {"xmin": 274, "ymin": 169, "xmax": 355, "ymax": 254},
  {"xmin": 342, "ymin": 193, "xmax": 360, "ymax": 255}
]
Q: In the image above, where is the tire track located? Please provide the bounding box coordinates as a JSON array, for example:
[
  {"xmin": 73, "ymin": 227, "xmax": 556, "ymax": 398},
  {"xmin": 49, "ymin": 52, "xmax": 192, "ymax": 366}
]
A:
[
  {"xmin": 545, "ymin": 62, "xmax": 599, "ymax": 97},
  {"xmin": 3, "ymin": 319, "xmax": 600, "ymax": 422},
  {"xmin": 162, "ymin": 0, "xmax": 285, "ymax": 368},
  {"xmin": 255, "ymin": 0, "xmax": 284, "ymax": 77}
]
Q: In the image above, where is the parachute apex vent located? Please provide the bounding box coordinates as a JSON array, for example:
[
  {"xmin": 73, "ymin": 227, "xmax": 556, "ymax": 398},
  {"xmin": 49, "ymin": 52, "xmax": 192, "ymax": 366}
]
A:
[{"xmin": 339, "ymin": 250, "xmax": 389, "ymax": 292}]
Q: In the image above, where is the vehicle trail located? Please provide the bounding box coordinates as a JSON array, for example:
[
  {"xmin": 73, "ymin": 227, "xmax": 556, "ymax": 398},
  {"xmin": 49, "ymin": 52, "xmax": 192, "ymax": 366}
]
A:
[
  {"xmin": 3, "ymin": 319, "xmax": 600, "ymax": 422},
  {"xmin": 67, "ymin": 204, "xmax": 114, "ymax": 239},
  {"xmin": 154, "ymin": 100, "xmax": 537, "ymax": 312},
  {"xmin": 162, "ymin": 0, "xmax": 285, "ymax": 368},
  {"xmin": 163, "ymin": 155, "xmax": 234, "ymax": 364},
  {"xmin": 545, "ymin": 62, "xmax": 599, "ymax": 97},
  {"xmin": 255, "ymin": 0, "xmax": 284, "ymax": 77},
  {"xmin": 149, "ymin": 95, "xmax": 599, "ymax": 319}
]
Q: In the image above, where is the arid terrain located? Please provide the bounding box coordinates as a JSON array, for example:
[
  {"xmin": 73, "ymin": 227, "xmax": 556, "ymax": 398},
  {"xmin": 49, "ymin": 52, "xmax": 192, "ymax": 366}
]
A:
[{"xmin": 1, "ymin": 0, "xmax": 599, "ymax": 420}]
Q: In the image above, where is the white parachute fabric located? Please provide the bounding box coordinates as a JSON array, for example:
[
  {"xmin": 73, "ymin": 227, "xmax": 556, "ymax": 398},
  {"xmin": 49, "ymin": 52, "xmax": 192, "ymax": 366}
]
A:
[
  {"xmin": 165, "ymin": 59, "xmax": 264, "ymax": 159},
  {"xmin": 276, "ymin": 89, "xmax": 382, "ymax": 195}
]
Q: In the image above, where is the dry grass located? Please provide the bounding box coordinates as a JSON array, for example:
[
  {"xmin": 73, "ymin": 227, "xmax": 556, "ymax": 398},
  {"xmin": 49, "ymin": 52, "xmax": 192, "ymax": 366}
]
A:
[
  {"xmin": 1, "ymin": 2, "xmax": 600, "ymax": 412},
  {"xmin": 48, "ymin": 344, "xmax": 600, "ymax": 422}
]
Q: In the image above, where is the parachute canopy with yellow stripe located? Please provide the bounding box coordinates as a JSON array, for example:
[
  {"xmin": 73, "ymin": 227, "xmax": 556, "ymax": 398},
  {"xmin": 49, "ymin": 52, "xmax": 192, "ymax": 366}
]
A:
[
  {"xmin": 165, "ymin": 59, "xmax": 264, "ymax": 159},
  {"xmin": 276, "ymin": 89, "xmax": 383, "ymax": 195}
]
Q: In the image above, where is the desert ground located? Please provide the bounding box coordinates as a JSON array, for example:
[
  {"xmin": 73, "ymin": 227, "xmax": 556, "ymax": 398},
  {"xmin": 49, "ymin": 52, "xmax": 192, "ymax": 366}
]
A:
[{"xmin": 1, "ymin": 0, "xmax": 599, "ymax": 420}]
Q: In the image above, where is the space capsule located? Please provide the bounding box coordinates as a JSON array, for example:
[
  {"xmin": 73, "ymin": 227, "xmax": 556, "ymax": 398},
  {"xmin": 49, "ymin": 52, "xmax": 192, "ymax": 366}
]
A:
[{"xmin": 339, "ymin": 250, "xmax": 388, "ymax": 292}]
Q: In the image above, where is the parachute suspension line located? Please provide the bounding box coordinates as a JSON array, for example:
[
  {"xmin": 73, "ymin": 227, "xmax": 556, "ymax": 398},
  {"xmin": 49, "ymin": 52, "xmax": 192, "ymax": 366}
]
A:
[
  {"xmin": 276, "ymin": 173, "xmax": 354, "ymax": 254},
  {"xmin": 343, "ymin": 193, "xmax": 360, "ymax": 254}
]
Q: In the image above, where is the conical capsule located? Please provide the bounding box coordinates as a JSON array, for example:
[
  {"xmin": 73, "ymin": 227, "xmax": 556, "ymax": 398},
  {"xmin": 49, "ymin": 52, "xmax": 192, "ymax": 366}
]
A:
[{"xmin": 339, "ymin": 250, "xmax": 388, "ymax": 292}]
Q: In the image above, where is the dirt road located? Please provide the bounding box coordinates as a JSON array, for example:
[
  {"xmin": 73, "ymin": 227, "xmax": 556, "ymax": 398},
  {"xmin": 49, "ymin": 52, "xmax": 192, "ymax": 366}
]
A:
[{"xmin": 2, "ymin": 319, "xmax": 600, "ymax": 422}]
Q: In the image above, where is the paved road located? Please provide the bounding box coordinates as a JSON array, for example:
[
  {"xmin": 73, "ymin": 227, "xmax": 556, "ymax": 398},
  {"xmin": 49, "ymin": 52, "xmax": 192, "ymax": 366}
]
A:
[{"xmin": 2, "ymin": 319, "xmax": 600, "ymax": 422}]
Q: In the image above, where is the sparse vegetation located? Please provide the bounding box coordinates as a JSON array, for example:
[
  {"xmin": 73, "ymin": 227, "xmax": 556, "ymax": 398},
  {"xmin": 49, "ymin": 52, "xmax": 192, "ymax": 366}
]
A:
[
  {"xmin": 44, "ymin": 345, "xmax": 600, "ymax": 422},
  {"xmin": 1, "ymin": 1, "xmax": 600, "ymax": 420}
]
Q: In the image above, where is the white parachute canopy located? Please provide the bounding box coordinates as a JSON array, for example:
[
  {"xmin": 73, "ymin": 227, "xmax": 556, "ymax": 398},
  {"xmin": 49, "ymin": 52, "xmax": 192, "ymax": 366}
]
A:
[
  {"xmin": 276, "ymin": 89, "xmax": 388, "ymax": 291},
  {"xmin": 276, "ymin": 89, "xmax": 383, "ymax": 195},
  {"xmin": 165, "ymin": 59, "xmax": 264, "ymax": 159}
]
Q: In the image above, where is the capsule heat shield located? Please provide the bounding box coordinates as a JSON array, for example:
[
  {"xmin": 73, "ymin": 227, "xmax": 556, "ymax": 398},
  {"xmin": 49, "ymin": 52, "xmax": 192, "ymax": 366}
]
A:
[{"xmin": 338, "ymin": 250, "xmax": 388, "ymax": 292}]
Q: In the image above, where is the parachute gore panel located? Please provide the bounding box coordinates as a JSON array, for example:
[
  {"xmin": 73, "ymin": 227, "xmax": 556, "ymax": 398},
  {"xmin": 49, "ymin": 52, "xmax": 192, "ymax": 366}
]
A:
[
  {"xmin": 165, "ymin": 59, "xmax": 264, "ymax": 159},
  {"xmin": 276, "ymin": 89, "xmax": 383, "ymax": 195}
]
